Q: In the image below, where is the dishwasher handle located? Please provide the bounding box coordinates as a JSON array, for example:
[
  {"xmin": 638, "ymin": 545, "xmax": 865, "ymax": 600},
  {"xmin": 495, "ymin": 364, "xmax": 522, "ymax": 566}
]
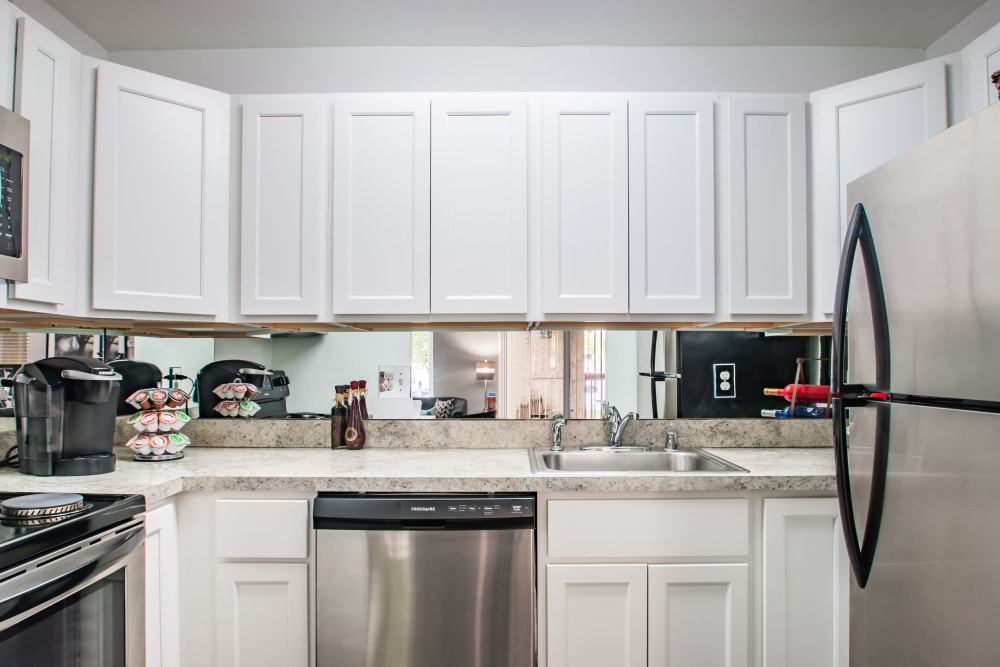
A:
[{"xmin": 313, "ymin": 494, "xmax": 535, "ymax": 531}]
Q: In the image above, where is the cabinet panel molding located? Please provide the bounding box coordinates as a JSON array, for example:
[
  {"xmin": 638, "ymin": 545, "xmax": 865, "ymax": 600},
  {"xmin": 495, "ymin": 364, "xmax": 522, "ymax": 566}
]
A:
[
  {"xmin": 629, "ymin": 96, "xmax": 715, "ymax": 314},
  {"xmin": 430, "ymin": 96, "xmax": 529, "ymax": 314},
  {"xmin": 92, "ymin": 62, "xmax": 229, "ymax": 315},
  {"xmin": 541, "ymin": 95, "xmax": 629, "ymax": 314},
  {"xmin": 727, "ymin": 96, "xmax": 807, "ymax": 315},
  {"xmin": 240, "ymin": 96, "xmax": 324, "ymax": 316}
]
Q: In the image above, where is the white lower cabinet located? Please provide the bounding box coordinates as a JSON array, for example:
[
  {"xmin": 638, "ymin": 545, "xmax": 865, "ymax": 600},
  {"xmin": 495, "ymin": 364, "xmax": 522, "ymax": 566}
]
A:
[
  {"xmin": 215, "ymin": 562, "xmax": 309, "ymax": 667},
  {"xmin": 648, "ymin": 563, "xmax": 749, "ymax": 667},
  {"xmin": 547, "ymin": 562, "xmax": 748, "ymax": 667},
  {"xmin": 176, "ymin": 493, "xmax": 312, "ymax": 667},
  {"xmin": 762, "ymin": 497, "xmax": 849, "ymax": 667},
  {"xmin": 145, "ymin": 501, "xmax": 181, "ymax": 667},
  {"xmin": 547, "ymin": 564, "xmax": 648, "ymax": 667}
]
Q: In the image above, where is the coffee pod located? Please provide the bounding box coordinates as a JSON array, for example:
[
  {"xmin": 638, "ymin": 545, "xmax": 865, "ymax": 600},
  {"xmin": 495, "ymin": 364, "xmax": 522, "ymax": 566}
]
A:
[
  {"xmin": 127, "ymin": 390, "xmax": 152, "ymax": 410},
  {"xmin": 166, "ymin": 389, "xmax": 188, "ymax": 408},
  {"xmin": 158, "ymin": 411, "xmax": 178, "ymax": 431},
  {"xmin": 149, "ymin": 390, "xmax": 168, "ymax": 409},
  {"xmin": 129, "ymin": 434, "xmax": 153, "ymax": 456},
  {"xmin": 243, "ymin": 384, "xmax": 260, "ymax": 399},
  {"xmin": 139, "ymin": 411, "xmax": 159, "ymax": 433},
  {"xmin": 174, "ymin": 410, "xmax": 191, "ymax": 427},
  {"xmin": 149, "ymin": 435, "xmax": 168, "ymax": 455},
  {"xmin": 213, "ymin": 383, "xmax": 232, "ymax": 399},
  {"xmin": 127, "ymin": 412, "xmax": 144, "ymax": 431},
  {"xmin": 165, "ymin": 432, "xmax": 190, "ymax": 454},
  {"xmin": 238, "ymin": 401, "xmax": 253, "ymax": 417},
  {"xmin": 233, "ymin": 383, "xmax": 248, "ymax": 400}
]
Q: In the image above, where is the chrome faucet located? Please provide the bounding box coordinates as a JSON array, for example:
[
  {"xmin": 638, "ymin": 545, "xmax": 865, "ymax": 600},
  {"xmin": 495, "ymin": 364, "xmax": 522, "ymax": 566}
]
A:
[
  {"xmin": 610, "ymin": 411, "xmax": 637, "ymax": 447},
  {"xmin": 550, "ymin": 413, "xmax": 567, "ymax": 451},
  {"xmin": 598, "ymin": 401, "xmax": 638, "ymax": 448}
]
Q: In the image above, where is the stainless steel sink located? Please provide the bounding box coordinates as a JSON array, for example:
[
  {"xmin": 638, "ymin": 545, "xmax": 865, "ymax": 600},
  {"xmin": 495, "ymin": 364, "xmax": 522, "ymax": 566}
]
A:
[{"xmin": 527, "ymin": 446, "xmax": 748, "ymax": 474}]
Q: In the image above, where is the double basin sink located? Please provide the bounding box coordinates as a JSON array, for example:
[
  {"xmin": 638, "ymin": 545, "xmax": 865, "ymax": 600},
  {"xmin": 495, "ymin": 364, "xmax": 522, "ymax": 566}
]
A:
[{"xmin": 528, "ymin": 445, "xmax": 748, "ymax": 475}]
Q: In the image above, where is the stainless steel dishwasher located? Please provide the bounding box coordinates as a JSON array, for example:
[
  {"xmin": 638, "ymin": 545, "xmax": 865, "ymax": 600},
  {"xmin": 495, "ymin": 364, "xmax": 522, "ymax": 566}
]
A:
[{"xmin": 313, "ymin": 492, "xmax": 536, "ymax": 667}]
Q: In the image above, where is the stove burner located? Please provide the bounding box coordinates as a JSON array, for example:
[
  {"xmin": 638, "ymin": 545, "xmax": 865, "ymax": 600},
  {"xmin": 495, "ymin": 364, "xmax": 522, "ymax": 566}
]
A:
[
  {"xmin": 284, "ymin": 412, "xmax": 330, "ymax": 420},
  {"xmin": 0, "ymin": 493, "xmax": 91, "ymax": 521}
]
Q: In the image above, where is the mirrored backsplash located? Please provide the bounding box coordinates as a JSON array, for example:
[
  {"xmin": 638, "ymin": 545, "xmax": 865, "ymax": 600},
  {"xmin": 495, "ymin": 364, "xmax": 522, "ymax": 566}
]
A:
[{"xmin": 117, "ymin": 329, "xmax": 828, "ymax": 420}]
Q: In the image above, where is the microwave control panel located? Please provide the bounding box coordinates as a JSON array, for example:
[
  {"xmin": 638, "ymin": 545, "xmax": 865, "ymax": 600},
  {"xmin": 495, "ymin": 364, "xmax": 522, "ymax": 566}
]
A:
[{"xmin": 0, "ymin": 146, "xmax": 23, "ymax": 259}]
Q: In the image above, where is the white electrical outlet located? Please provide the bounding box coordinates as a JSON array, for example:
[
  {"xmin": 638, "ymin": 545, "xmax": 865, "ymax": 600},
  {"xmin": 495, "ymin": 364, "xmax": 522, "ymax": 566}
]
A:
[{"xmin": 713, "ymin": 363, "xmax": 736, "ymax": 399}]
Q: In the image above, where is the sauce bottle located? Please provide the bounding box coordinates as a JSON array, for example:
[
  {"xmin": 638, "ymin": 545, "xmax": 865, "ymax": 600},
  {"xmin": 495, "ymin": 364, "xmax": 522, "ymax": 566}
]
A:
[
  {"xmin": 344, "ymin": 381, "xmax": 366, "ymax": 450},
  {"xmin": 330, "ymin": 386, "xmax": 348, "ymax": 448}
]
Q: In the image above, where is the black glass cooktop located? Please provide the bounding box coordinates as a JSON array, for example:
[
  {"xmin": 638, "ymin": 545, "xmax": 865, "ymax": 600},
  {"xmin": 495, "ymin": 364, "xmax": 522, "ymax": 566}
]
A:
[{"xmin": 0, "ymin": 493, "xmax": 145, "ymax": 572}]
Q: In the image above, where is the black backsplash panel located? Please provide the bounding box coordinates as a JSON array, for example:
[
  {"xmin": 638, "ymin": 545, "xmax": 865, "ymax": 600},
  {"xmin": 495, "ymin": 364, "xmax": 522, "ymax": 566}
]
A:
[{"xmin": 676, "ymin": 331, "xmax": 811, "ymax": 418}]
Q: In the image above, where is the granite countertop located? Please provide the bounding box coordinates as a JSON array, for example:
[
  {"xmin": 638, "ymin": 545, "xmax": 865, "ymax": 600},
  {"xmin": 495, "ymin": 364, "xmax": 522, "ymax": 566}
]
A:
[{"xmin": 0, "ymin": 446, "xmax": 835, "ymax": 504}]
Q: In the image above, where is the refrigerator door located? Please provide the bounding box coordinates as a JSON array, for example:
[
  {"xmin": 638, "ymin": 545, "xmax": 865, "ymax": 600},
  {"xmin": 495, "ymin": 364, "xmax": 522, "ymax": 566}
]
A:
[
  {"xmin": 849, "ymin": 403, "xmax": 1000, "ymax": 666},
  {"xmin": 845, "ymin": 102, "xmax": 1000, "ymax": 403}
]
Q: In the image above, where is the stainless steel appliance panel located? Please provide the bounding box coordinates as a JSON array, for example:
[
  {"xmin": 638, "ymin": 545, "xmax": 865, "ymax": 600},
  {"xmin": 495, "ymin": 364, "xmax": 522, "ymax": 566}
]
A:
[
  {"xmin": 848, "ymin": 403, "xmax": 1000, "ymax": 666},
  {"xmin": 845, "ymin": 102, "xmax": 1000, "ymax": 402},
  {"xmin": 316, "ymin": 527, "xmax": 534, "ymax": 667}
]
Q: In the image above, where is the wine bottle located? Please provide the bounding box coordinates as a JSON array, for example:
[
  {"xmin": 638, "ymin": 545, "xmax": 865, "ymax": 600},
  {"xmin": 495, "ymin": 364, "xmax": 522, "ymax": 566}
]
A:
[
  {"xmin": 760, "ymin": 406, "xmax": 830, "ymax": 419},
  {"xmin": 762, "ymin": 384, "xmax": 831, "ymax": 403},
  {"xmin": 330, "ymin": 386, "xmax": 348, "ymax": 448},
  {"xmin": 358, "ymin": 379, "xmax": 369, "ymax": 419},
  {"xmin": 344, "ymin": 381, "xmax": 366, "ymax": 450}
]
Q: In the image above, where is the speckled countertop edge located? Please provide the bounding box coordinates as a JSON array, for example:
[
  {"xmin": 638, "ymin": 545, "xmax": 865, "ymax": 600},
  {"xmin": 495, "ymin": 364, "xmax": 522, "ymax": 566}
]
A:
[{"xmin": 0, "ymin": 446, "xmax": 836, "ymax": 504}]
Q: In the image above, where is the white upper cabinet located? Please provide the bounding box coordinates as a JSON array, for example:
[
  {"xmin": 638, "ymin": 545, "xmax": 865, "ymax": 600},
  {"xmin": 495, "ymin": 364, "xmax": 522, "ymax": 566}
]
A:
[
  {"xmin": 240, "ymin": 96, "xmax": 324, "ymax": 316},
  {"xmin": 727, "ymin": 96, "xmax": 807, "ymax": 315},
  {"xmin": 9, "ymin": 15, "xmax": 81, "ymax": 309},
  {"xmin": 541, "ymin": 95, "xmax": 629, "ymax": 314},
  {"xmin": 92, "ymin": 62, "xmax": 230, "ymax": 316},
  {"xmin": 810, "ymin": 60, "xmax": 947, "ymax": 316},
  {"xmin": 628, "ymin": 96, "xmax": 715, "ymax": 314},
  {"xmin": 430, "ymin": 96, "xmax": 528, "ymax": 314},
  {"xmin": 331, "ymin": 96, "xmax": 430, "ymax": 315},
  {"xmin": 962, "ymin": 22, "xmax": 1000, "ymax": 118}
]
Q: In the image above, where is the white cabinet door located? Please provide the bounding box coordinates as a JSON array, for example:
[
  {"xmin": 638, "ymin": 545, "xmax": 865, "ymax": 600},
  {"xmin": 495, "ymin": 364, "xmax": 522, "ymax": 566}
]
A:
[
  {"xmin": 962, "ymin": 23, "xmax": 1000, "ymax": 118},
  {"xmin": 240, "ymin": 96, "xmax": 324, "ymax": 316},
  {"xmin": 92, "ymin": 62, "xmax": 229, "ymax": 316},
  {"xmin": 629, "ymin": 96, "xmax": 715, "ymax": 314},
  {"xmin": 762, "ymin": 498, "xmax": 849, "ymax": 667},
  {"xmin": 145, "ymin": 502, "xmax": 181, "ymax": 667},
  {"xmin": 648, "ymin": 563, "xmax": 749, "ymax": 667},
  {"xmin": 332, "ymin": 96, "xmax": 430, "ymax": 315},
  {"xmin": 547, "ymin": 563, "xmax": 647, "ymax": 667},
  {"xmin": 541, "ymin": 95, "xmax": 628, "ymax": 314},
  {"xmin": 810, "ymin": 60, "xmax": 946, "ymax": 316},
  {"xmin": 727, "ymin": 96, "xmax": 807, "ymax": 315},
  {"xmin": 9, "ymin": 16, "xmax": 81, "ymax": 308},
  {"xmin": 215, "ymin": 562, "xmax": 309, "ymax": 667},
  {"xmin": 430, "ymin": 96, "xmax": 528, "ymax": 314}
]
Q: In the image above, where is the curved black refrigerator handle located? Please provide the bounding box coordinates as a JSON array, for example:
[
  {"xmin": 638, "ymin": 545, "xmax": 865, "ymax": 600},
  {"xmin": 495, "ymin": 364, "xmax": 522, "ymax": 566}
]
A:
[{"xmin": 831, "ymin": 202, "xmax": 891, "ymax": 588}]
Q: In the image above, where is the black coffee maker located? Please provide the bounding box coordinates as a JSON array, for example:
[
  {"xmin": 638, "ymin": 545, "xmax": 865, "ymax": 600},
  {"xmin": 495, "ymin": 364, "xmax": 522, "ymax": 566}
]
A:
[
  {"xmin": 195, "ymin": 359, "xmax": 290, "ymax": 418},
  {"xmin": 13, "ymin": 356, "xmax": 122, "ymax": 476}
]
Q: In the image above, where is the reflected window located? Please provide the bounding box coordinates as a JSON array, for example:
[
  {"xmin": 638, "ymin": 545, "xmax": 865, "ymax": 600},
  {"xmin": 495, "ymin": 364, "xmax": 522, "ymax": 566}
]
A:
[{"xmin": 411, "ymin": 332, "xmax": 432, "ymax": 398}]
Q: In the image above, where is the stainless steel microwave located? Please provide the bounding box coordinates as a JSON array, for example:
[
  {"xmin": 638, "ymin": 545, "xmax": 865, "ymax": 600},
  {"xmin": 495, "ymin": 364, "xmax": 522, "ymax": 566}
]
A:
[{"xmin": 0, "ymin": 106, "xmax": 28, "ymax": 283}]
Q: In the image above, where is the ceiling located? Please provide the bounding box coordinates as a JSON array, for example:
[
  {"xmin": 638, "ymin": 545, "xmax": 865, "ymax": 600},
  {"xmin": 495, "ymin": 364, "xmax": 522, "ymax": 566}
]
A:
[{"xmin": 43, "ymin": 0, "xmax": 986, "ymax": 52}]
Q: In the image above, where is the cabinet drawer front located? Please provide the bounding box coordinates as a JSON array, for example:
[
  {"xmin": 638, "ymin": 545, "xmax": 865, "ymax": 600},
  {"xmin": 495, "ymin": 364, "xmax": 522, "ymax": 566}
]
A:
[
  {"xmin": 548, "ymin": 499, "xmax": 748, "ymax": 558},
  {"xmin": 215, "ymin": 499, "xmax": 308, "ymax": 559}
]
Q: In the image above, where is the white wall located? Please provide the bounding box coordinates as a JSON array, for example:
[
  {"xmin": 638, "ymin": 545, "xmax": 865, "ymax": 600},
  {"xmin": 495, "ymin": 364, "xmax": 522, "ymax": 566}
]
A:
[
  {"xmin": 271, "ymin": 332, "xmax": 413, "ymax": 417},
  {"xmin": 108, "ymin": 45, "xmax": 924, "ymax": 96},
  {"xmin": 928, "ymin": 0, "xmax": 1000, "ymax": 58},
  {"xmin": 131, "ymin": 337, "xmax": 215, "ymax": 393}
]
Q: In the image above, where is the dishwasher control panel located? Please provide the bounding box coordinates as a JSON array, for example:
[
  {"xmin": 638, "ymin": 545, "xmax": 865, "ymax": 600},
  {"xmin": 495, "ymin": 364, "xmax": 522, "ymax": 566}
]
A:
[{"xmin": 403, "ymin": 498, "xmax": 534, "ymax": 518}]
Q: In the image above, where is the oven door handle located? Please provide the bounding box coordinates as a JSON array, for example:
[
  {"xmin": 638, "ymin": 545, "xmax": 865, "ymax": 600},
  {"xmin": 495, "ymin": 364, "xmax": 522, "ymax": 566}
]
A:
[{"xmin": 0, "ymin": 521, "xmax": 144, "ymax": 627}]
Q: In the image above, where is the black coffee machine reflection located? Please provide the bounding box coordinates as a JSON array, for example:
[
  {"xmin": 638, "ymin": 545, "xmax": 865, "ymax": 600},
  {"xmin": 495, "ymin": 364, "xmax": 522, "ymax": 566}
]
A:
[
  {"xmin": 195, "ymin": 359, "xmax": 290, "ymax": 418},
  {"xmin": 13, "ymin": 356, "xmax": 122, "ymax": 476}
]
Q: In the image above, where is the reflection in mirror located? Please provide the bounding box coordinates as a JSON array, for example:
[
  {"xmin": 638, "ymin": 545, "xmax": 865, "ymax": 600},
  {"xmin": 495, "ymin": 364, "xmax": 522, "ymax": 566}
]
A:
[{"xmin": 124, "ymin": 329, "xmax": 828, "ymax": 420}]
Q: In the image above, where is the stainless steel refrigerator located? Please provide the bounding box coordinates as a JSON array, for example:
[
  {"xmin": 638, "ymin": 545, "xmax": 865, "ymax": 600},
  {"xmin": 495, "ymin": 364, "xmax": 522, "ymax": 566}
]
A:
[{"xmin": 833, "ymin": 100, "xmax": 1000, "ymax": 665}]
